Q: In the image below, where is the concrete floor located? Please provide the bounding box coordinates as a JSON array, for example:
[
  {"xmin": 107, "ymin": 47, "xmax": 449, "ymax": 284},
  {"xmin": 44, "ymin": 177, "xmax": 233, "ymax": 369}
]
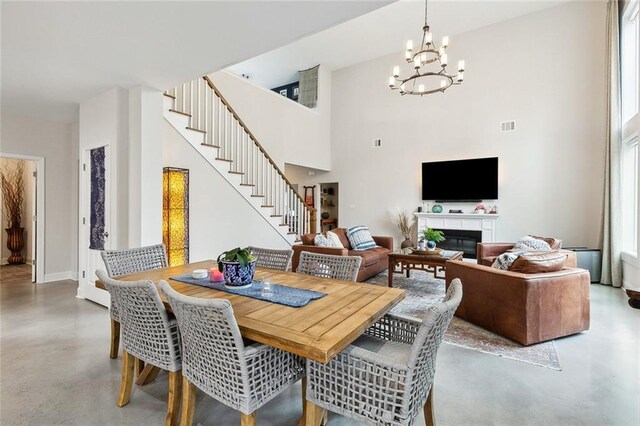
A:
[{"xmin": 1, "ymin": 278, "xmax": 638, "ymax": 425}]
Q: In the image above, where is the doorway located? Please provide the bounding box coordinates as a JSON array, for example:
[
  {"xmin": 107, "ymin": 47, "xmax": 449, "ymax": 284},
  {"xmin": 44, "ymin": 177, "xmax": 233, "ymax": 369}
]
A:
[
  {"xmin": 0, "ymin": 153, "xmax": 45, "ymax": 284},
  {"xmin": 320, "ymin": 182, "xmax": 339, "ymax": 232}
]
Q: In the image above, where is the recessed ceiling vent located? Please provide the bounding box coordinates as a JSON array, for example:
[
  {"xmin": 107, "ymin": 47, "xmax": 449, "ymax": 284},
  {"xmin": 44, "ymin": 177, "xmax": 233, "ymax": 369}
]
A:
[{"xmin": 501, "ymin": 121, "xmax": 516, "ymax": 132}]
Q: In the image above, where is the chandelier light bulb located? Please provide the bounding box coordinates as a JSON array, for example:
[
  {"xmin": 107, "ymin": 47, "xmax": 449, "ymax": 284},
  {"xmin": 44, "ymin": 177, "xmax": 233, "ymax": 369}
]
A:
[
  {"xmin": 393, "ymin": 66, "xmax": 400, "ymax": 77},
  {"xmin": 425, "ymin": 31, "xmax": 432, "ymax": 44},
  {"xmin": 389, "ymin": 76, "xmax": 395, "ymax": 87},
  {"xmin": 405, "ymin": 50, "xmax": 412, "ymax": 60},
  {"xmin": 414, "ymin": 56, "xmax": 421, "ymax": 69},
  {"xmin": 440, "ymin": 53, "xmax": 448, "ymax": 66},
  {"xmin": 406, "ymin": 40, "xmax": 413, "ymax": 51},
  {"xmin": 418, "ymin": 84, "xmax": 425, "ymax": 93},
  {"xmin": 420, "ymin": 52, "xmax": 427, "ymax": 64},
  {"xmin": 457, "ymin": 72, "xmax": 464, "ymax": 82},
  {"xmin": 442, "ymin": 36, "xmax": 449, "ymax": 48},
  {"xmin": 458, "ymin": 60, "xmax": 465, "ymax": 72}
]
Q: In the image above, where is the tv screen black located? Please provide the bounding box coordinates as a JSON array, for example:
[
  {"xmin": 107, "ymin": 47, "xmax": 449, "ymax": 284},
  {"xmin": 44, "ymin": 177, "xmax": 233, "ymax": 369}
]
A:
[{"xmin": 422, "ymin": 157, "xmax": 498, "ymax": 201}]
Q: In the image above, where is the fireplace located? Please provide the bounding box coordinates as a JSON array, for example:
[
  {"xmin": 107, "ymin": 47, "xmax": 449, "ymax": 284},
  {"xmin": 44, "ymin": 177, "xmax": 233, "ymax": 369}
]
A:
[{"xmin": 435, "ymin": 229, "xmax": 482, "ymax": 259}]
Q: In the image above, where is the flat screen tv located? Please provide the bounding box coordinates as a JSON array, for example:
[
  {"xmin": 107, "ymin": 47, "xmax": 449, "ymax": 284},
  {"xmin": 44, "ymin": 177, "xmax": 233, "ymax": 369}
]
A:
[{"xmin": 422, "ymin": 157, "xmax": 498, "ymax": 201}]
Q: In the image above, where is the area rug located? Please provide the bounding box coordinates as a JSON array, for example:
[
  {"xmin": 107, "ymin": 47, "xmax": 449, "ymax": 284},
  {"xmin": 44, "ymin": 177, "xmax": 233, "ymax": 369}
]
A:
[{"xmin": 365, "ymin": 270, "xmax": 561, "ymax": 370}]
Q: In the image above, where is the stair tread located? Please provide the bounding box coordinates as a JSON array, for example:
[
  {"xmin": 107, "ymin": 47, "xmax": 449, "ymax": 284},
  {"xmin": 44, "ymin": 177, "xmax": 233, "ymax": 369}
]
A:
[
  {"xmin": 270, "ymin": 215, "xmax": 283, "ymax": 217},
  {"xmin": 169, "ymin": 109, "xmax": 191, "ymax": 117},
  {"xmin": 163, "ymin": 93, "xmax": 176, "ymax": 99},
  {"xmin": 228, "ymin": 171, "xmax": 244, "ymax": 175},
  {"xmin": 186, "ymin": 126, "xmax": 206, "ymax": 134},
  {"xmin": 239, "ymin": 183, "xmax": 255, "ymax": 187},
  {"xmin": 200, "ymin": 143, "xmax": 221, "ymax": 148},
  {"xmin": 215, "ymin": 158, "xmax": 233, "ymax": 162},
  {"xmin": 278, "ymin": 223, "xmax": 289, "ymax": 226},
  {"xmin": 287, "ymin": 232, "xmax": 297, "ymax": 235},
  {"xmin": 262, "ymin": 205, "xmax": 274, "ymax": 208}
]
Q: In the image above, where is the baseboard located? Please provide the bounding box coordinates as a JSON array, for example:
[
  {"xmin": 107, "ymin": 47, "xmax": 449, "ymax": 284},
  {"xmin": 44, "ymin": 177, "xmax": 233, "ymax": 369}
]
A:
[{"xmin": 43, "ymin": 271, "xmax": 76, "ymax": 283}]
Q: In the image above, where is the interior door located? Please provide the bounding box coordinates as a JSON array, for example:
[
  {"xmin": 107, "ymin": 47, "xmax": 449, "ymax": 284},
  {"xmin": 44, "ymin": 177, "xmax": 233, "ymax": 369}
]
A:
[
  {"xmin": 80, "ymin": 145, "xmax": 111, "ymax": 307},
  {"xmin": 31, "ymin": 163, "xmax": 37, "ymax": 282}
]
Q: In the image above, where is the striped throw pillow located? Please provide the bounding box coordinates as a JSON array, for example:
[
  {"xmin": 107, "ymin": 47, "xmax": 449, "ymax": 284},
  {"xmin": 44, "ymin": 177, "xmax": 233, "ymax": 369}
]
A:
[{"xmin": 346, "ymin": 226, "xmax": 377, "ymax": 250}]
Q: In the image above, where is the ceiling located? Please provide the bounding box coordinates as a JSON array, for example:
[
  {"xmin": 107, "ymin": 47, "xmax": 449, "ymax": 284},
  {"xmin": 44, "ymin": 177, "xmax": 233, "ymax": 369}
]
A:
[
  {"xmin": 1, "ymin": 1, "xmax": 391, "ymax": 123},
  {"xmin": 228, "ymin": 0, "xmax": 569, "ymax": 89}
]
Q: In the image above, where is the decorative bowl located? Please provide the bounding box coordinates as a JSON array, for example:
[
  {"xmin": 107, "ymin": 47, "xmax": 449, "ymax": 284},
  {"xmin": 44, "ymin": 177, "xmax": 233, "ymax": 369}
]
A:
[{"xmin": 192, "ymin": 269, "xmax": 209, "ymax": 279}]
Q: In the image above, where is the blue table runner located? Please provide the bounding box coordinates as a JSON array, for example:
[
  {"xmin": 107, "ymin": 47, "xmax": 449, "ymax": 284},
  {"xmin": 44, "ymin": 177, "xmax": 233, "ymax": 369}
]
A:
[{"xmin": 170, "ymin": 275, "xmax": 326, "ymax": 308}]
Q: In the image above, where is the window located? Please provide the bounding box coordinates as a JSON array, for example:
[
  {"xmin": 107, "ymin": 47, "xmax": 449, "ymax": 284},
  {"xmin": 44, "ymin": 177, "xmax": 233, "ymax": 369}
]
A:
[
  {"xmin": 622, "ymin": 138, "xmax": 638, "ymax": 253},
  {"xmin": 621, "ymin": 0, "xmax": 639, "ymax": 123},
  {"xmin": 621, "ymin": 0, "xmax": 640, "ymax": 254}
]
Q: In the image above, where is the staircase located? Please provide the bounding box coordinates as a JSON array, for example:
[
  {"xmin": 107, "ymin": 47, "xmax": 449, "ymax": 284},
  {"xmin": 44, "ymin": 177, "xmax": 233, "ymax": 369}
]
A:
[{"xmin": 163, "ymin": 76, "xmax": 316, "ymax": 245}]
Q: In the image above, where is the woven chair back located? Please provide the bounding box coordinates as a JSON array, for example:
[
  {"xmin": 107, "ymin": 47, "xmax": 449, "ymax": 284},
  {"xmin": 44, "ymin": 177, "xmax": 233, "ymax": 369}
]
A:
[
  {"xmin": 96, "ymin": 270, "xmax": 181, "ymax": 371},
  {"xmin": 160, "ymin": 281, "xmax": 251, "ymax": 408},
  {"xmin": 248, "ymin": 246, "xmax": 293, "ymax": 271},
  {"xmin": 297, "ymin": 251, "xmax": 362, "ymax": 282},
  {"xmin": 100, "ymin": 244, "xmax": 168, "ymax": 277},
  {"xmin": 405, "ymin": 279, "xmax": 463, "ymax": 420}
]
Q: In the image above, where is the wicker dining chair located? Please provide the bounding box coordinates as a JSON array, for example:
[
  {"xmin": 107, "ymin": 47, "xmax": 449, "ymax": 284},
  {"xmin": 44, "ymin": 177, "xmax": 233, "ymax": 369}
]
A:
[
  {"xmin": 96, "ymin": 270, "xmax": 182, "ymax": 426},
  {"xmin": 297, "ymin": 251, "xmax": 362, "ymax": 282},
  {"xmin": 101, "ymin": 244, "xmax": 168, "ymax": 359},
  {"xmin": 160, "ymin": 281, "xmax": 305, "ymax": 426},
  {"xmin": 248, "ymin": 246, "xmax": 293, "ymax": 271},
  {"xmin": 305, "ymin": 279, "xmax": 463, "ymax": 426}
]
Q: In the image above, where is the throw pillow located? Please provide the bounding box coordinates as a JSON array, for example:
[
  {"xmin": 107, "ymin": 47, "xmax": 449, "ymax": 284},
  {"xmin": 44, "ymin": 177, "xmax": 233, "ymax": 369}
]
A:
[
  {"xmin": 326, "ymin": 231, "xmax": 344, "ymax": 248},
  {"xmin": 314, "ymin": 234, "xmax": 332, "ymax": 247},
  {"xmin": 346, "ymin": 226, "xmax": 377, "ymax": 251},
  {"xmin": 491, "ymin": 252, "xmax": 522, "ymax": 270},
  {"xmin": 332, "ymin": 228, "xmax": 352, "ymax": 249},
  {"xmin": 509, "ymin": 251, "xmax": 568, "ymax": 273},
  {"xmin": 513, "ymin": 236, "xmax": 551, "ymax": 252},
  {"xmin": 301, "ymin": 233, "xmax": 316, "ymax": 245},
  {"xmin": 530, "ymin": 235, "xmax": 563, "ymax": 250}
]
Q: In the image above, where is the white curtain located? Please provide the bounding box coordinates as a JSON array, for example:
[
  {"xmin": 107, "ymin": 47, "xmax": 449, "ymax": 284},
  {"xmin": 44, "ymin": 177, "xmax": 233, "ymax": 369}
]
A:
[
  {"xmin": 600, "ymin": 0, "xmax": 622, "ymax": 287},
  {"xmin": 298, "ymin": 65, "xmax": 319, "ymax": 108}
]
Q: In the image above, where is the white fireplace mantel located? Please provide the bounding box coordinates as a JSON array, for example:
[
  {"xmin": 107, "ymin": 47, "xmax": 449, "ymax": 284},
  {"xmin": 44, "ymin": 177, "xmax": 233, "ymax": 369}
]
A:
[{"xmin": 414, "ymin": 212, "xmax": 500, "ymax": 243}]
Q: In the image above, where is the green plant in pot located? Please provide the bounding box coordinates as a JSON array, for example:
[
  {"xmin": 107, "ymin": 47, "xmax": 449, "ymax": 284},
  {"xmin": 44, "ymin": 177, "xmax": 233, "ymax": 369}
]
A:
[
  {"xmin": 217, "ymin": 247, "xmax": 257, "ymax": 289},
  {"xmin": 422, "ymin": 228, "xmax": 445, "ymax": 250}
]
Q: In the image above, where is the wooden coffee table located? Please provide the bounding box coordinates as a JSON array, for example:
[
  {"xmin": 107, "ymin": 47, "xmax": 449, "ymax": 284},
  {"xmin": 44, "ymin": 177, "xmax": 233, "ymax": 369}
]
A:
[{"xmin": 387, "ymin": 249, "xmax": 464, "ymax": 287}]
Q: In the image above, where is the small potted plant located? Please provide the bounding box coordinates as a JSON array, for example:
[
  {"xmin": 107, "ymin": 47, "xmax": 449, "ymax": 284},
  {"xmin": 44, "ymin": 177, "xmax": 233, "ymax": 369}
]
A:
[
  {"xmin": 217, "ymin": 247, "xmax": 256, "ymax": 289},
  {"xmin": 422, "ymin": 228, "xmax": 445, "ymax": 250}
]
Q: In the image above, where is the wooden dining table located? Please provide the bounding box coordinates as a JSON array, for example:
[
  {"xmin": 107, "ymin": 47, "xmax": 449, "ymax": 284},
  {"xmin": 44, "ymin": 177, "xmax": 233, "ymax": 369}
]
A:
[{"xmin": 96, "ymin": 260, "xmax": 404, "ymax": 425}]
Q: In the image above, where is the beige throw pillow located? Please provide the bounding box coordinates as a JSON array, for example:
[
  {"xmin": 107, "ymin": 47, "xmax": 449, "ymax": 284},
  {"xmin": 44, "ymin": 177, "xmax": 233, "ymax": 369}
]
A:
[{"xmin": 326, "ymin": 231, "xmax": 344, "ymax": 248}]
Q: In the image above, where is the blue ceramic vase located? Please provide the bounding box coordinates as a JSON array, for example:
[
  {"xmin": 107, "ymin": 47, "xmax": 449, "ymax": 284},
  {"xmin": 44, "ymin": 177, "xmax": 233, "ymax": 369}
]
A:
[
  {"xmin": 427, "ymin": 241, "xmax": 437, "ymax": 250},
  {"xmin": 221, "ymin": 260, "xmax": 256, "ymax": 288}
]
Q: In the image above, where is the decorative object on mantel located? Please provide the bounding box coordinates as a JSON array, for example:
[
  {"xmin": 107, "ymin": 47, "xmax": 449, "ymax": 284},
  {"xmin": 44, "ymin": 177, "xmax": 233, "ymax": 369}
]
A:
[
  {"xmin": 217, "ymin": 247, "xmax": 257, "ymax": 289},
  {"xmin": 449, "ymin": 209, "xmax": 463, "ymax": 214},
  {"xmin": 422, "ymin": 227, "xmax": 445, "ymax": 250},
  {"xmin": 395, "ymin": 210, "xmax": 416, "ymax": 249},
  {"xmin": 431, "ymin": 204, "xmax": 443, "ymax": 213},
  {"xmin": 489, "ymin": 205, "xmax": 498, "ymax": 214},
  {"xmin": 474, "ymin": 204, "xmax": 486, "ymax": 214},
  {"xmin": 0, "ymin": 161, "xmax": 25, "ymax": 264},
  {"xmin": 388, "ymin": 0, "xmax": 465, "ymax": 96}
]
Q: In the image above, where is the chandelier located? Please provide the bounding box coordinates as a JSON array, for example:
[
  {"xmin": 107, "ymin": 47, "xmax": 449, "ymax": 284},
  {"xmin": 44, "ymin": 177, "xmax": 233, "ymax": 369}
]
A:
[{"xmin": 388, "ymin": 0, "xmax": 465, "ymax": 96}]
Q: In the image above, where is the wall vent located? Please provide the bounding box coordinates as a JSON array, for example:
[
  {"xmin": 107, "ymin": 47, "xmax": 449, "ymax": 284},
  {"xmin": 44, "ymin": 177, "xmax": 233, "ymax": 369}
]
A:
[
  {"xmin": 373, "ymin": 138, "xmax": 382, "ymax": 147},
  {"xmin": 501, "ymin": 121, "xmax": 516, "ymax": 132}
]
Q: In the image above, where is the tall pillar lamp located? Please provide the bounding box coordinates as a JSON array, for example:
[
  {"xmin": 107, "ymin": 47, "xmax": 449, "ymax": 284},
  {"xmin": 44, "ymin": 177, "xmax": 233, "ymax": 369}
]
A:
[{"xmin": 163, "ymin": 167, "xmax": 189, "ymax": 266}]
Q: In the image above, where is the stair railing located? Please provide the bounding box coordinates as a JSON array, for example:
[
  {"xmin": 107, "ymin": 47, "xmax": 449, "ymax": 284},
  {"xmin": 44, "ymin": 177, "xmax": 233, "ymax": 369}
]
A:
[{"xmin": 166, "ymin": 76, "xmax": 316, "ymax": 240}]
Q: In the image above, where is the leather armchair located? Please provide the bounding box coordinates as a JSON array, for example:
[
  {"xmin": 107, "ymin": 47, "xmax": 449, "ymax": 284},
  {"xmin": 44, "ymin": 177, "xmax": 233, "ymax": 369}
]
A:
[{"xmin": 445, "ymin": 260, "xmax": 590, "ymax": 345}]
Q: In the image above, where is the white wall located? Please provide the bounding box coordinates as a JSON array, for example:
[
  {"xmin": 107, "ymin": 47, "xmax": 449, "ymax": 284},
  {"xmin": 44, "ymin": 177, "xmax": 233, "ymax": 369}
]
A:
[
  {"xmin": 307, "ymin": 1, "xmax": 607, "ymax": 247},
  {"xmin": 1, "ymin": 112, "xmax": 77, "ymax": 279},
  {"xmin": 209, "ymin": 67, "xmax": 332, "ymax": 171},
  {"xmin": 163, "ymin": 121, "xmax": 290, "ymax": 261}
]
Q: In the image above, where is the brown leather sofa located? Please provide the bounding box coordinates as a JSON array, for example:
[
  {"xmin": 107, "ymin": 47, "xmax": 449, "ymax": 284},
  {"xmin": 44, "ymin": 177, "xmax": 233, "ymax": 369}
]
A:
[
  {"xmin": 477, "ymin": 241, "xmax": 577, "ymax": 268},
  {"xmin": 292, "ymin": 228, "xmax": 393, "ymax": 282},
  {"xmin": 445, "ymin": 260, "xmax": 590, "ymax": 345}
]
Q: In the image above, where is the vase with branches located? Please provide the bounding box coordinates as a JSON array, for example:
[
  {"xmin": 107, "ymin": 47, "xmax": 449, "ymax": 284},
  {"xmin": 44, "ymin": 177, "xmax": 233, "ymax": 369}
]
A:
[
  {"xmin": 395, "ymin": 210, "xmax": 416, "ymax": 249},
  {"xmin": 1, "ymin": 162, "xmax": 25, "ymax": 264}
]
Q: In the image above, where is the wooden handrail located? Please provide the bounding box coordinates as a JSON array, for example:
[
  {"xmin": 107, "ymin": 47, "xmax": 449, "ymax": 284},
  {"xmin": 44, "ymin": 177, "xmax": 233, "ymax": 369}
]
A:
[{"xmin": 202, "ymin": 76, "xmax": 315, "ymax": 213}]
